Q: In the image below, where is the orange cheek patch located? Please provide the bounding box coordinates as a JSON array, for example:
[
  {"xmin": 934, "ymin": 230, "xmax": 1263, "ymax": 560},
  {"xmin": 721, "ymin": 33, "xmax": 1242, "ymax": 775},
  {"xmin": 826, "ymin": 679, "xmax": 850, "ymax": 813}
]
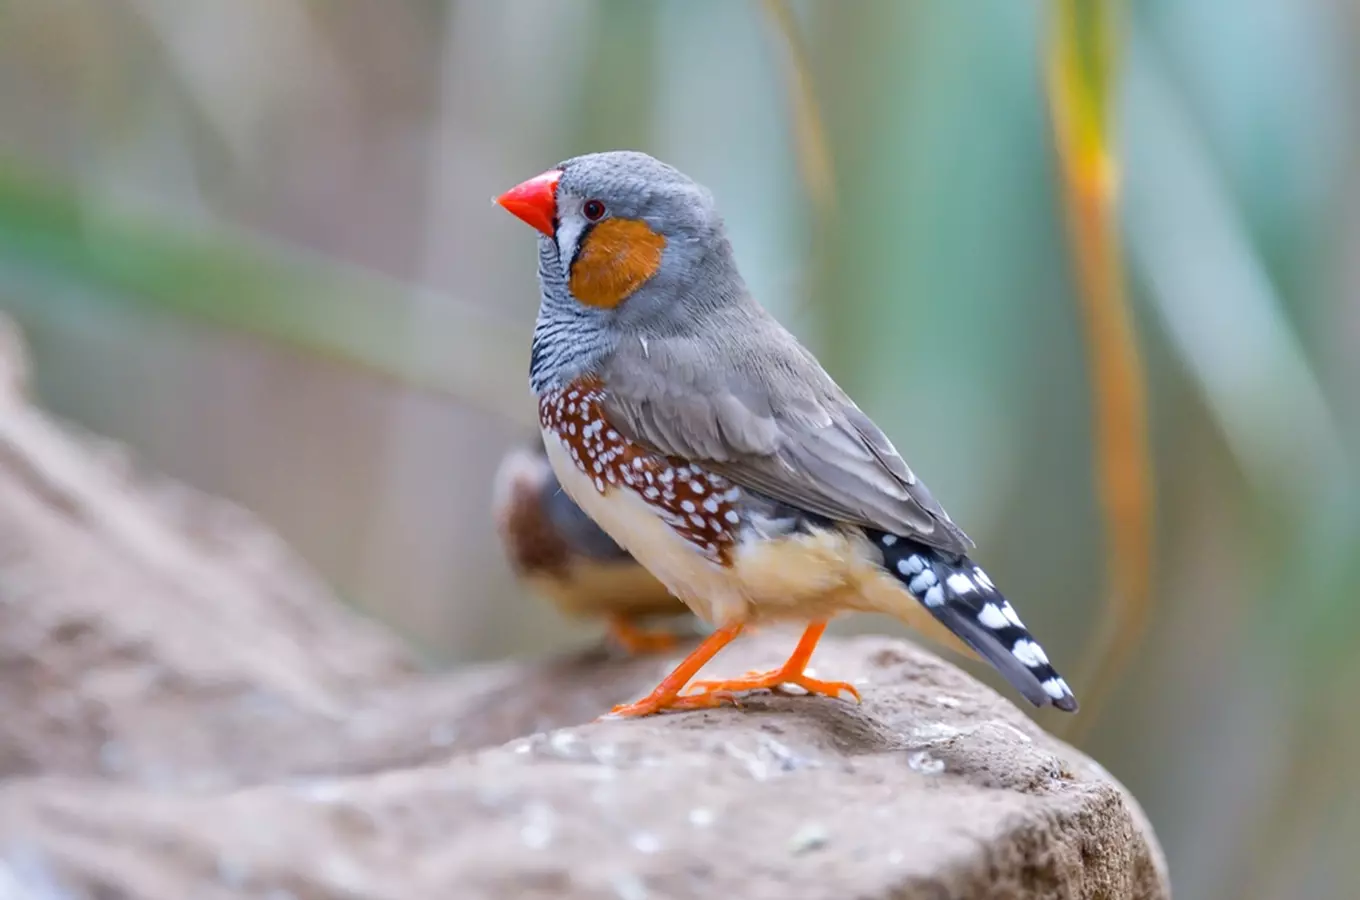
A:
[{"xmin": 568, "ymin": 218, "xmax": 667, "ymax": 309}]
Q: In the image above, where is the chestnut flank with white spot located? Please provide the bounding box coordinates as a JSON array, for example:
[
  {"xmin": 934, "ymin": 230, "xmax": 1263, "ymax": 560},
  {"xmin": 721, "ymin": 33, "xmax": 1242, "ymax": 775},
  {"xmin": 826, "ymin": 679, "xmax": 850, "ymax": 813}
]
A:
[{"xmin": 540, "ymin": 378, "xmax": 743, "ymax": 564}]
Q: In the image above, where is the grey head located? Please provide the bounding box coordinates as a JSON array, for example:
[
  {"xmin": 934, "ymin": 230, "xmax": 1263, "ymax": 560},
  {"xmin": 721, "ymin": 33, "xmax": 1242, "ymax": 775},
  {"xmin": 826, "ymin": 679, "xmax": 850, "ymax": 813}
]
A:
[{"xmin": 526, "ymin": 150, "xmax": 749, "ymax": 394}]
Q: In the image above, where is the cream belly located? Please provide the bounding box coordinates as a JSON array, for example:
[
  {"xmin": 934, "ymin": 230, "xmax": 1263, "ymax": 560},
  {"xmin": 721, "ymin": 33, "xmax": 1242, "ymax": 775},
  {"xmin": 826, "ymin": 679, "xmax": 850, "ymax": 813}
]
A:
[{"xmin": 541, "ymin": 429, "xmax": 975, "ymax": 657}]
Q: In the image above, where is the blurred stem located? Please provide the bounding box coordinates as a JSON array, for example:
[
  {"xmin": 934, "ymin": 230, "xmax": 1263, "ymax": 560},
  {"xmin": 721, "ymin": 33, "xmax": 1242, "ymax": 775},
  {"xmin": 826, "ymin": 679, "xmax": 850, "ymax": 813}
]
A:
[
  {"xmin": 759, "ymin": 0, "xmax": 837, "ymax": 324},
  {"xmin": 759, "ymin": 0, "xmax": 837, "ymax": 223},
  {"xmin": 1045, "ymin": 0, "xmax": 1152, "ymax": 741}
]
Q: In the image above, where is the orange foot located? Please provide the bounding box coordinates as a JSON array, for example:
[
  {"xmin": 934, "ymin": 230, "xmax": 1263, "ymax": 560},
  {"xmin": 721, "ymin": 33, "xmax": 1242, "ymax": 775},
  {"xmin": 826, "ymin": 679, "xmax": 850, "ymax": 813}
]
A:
[
  {"xmin": 607, "ymin": 615, "xmax": 679, "ymax": 656},
  {"xmin": 600, "ymin": 623, "xmax": 745, "ymax": 720},
  {"xmin": 683, "ymin": 669, "xmax": 860, "ymax": 702},
  {"xmin": 682, "ymin": 621, "xmax": 860, "ymax": 703}
]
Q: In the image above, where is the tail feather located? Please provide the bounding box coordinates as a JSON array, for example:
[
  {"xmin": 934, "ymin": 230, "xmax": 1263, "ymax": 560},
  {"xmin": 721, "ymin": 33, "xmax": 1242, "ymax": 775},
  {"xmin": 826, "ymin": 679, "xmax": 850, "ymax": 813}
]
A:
[{"xmin": 868, "ymin": 530, "xmax": 1078, "ymax": 712}]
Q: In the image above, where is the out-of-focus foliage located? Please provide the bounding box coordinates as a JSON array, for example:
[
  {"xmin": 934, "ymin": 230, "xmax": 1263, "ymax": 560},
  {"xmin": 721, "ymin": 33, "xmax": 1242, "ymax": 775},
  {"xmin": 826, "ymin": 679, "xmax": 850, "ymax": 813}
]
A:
[
  {"xmin": 0, "ymin": 1, "xmax": 1356, "ymax": 897},
  {"xmin": 1046, "ymin": 0, "xmax": 1153, "ymax": 743}
]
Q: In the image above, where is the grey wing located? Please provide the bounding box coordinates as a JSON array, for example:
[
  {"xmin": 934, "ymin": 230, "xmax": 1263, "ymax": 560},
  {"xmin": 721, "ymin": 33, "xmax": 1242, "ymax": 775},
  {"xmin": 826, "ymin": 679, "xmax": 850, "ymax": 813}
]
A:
[{"xmin": 601, "ymin": 330, "xmax": 974, "ymax": 556}]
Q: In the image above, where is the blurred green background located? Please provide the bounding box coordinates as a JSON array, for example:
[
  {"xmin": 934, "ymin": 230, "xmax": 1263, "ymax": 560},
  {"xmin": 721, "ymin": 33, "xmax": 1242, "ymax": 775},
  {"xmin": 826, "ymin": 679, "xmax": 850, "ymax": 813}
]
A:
[{"xmin": 1, "ymin": 1, "xmax": 1357, "ymax": 897}]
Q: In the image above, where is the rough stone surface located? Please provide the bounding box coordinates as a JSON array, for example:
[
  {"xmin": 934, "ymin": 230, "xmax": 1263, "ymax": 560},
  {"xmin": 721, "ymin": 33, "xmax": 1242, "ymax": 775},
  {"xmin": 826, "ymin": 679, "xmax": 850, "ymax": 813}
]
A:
[{"xmin": 0, "ymin": 317, "xmax": 1170, "ymax": 899}]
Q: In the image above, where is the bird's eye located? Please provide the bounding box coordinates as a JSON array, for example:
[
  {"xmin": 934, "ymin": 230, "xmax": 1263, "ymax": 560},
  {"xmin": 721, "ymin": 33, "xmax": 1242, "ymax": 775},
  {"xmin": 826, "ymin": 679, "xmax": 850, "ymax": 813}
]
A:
[{"xmin": 582, "ymin": 199, "xmax": 607, "ymax": 221}]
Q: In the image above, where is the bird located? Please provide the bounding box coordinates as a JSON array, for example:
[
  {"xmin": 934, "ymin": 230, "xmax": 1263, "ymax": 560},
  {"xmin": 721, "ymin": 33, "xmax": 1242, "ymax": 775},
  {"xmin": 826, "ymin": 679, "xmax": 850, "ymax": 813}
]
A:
[
  {"xmin": 494, "ymin": 150, "xmax": 1078, "ymax": 717},
  {"xmin": 492, "ymin": 440, "xmax": 690, "ymax": 654}
]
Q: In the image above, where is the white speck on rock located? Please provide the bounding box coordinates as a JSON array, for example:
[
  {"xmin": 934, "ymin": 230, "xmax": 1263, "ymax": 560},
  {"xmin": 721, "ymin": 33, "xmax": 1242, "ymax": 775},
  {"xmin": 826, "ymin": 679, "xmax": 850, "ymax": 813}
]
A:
[
  {"xmin": 908, "ymin": 751, "xmax": 945, "ymax": 775},
  {"xmin": 519, "ymin": 803, "xmax": 556, "ymax": 850},
  {"xmin": 789, "ymin": 822, "xmax": 830, "ymax": 855},
  {"xmin": 292, "ymin": 779, "xmax": 345, "ymax": 804},
  {"xmin": 548, "ymin": 730, "xmax": 578, "ymax": 756},
  {"xmin": 984, "ymin": 721, "xmax": 1034, "ymax": 743},
  {"xmin": 631, "ymin": 831, "xmax": 661, "ymax": 854},
  {"xmin": 758, "ymin": 735, "xmax": 807, "ymax": 771},
  {"xmin": 610, "ymin": 872, "xmax": 649, "ymax": 900},
  {"xmin": 688, "ymin": 807, "xmax": 715, "ymax": 828},
  {"xmin": 933, "ymin": 695, "xmax": 961, "ymax": 708},
  {"xmin": 910, "ymin": 722, "xmax": 962, "ymax": 744}
]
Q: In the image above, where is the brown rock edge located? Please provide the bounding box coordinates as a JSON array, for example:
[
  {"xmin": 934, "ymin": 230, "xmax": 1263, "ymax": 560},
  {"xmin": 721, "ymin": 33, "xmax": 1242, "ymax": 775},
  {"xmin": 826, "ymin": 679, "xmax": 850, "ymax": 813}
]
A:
[{"xmin": 0, "ymin": 317, "xmax": 1170, "ymax": 900}]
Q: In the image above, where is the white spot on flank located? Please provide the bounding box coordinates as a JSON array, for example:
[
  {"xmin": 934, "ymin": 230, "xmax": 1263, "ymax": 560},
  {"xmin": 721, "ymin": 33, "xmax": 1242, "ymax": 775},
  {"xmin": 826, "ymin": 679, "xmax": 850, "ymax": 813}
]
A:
[
  {"xmin": 691, "ymin": 480, "xmax": 705, "ymax": 494},
  {"xmin": 723, "ymin": 488, "xmax": 741, "ymax": 502},
  {"xmin": 689, "ymin": 808, "xmax": 714, "ymax": 827},
  {"xmin": 633, "ymin": 458, "xmax": 645, "ymax": 470},
  {"xmin": 606, "ymin": 430, "xmax": 618, "ymax": 440},
  {"xmin": 702, "ymin": 497, "xmax": 719, "ymax": 514},
  {"xmin": 724, "ymin": 510, "xmax": 740, "ymax": 524},
  {"xmin": 976, "ymin": 603, "xmax": 1008, "ymax": 630},
  {"xmin": 567, "ymin": 422, "xmax": 576, "ymax": 435},
  {"xmin": 1042, "ymin": 677, "xmax": 1071, "ymax": 699},
  {"xmin": 689, "ymin": 514, "xmax": 705, "ymax": 528},
  {"xmin": 594, "ymin": 477, "xmax": 605, "ymax": 492},
  {"xmin": 880, "ymin": 534, "xmax": 897, "ymax": 546},
  {"xmin": 660, "ymin": 469, "xmax": 674, "ymax": 484},
  {"xmin": 1001, "ymin": 602, "xmax": 1024, "ymax": 627},
  {"xmin": 644, "ymin": 487, "xmax": 660, "ymax": 500},
  {"xmin": 680, "ymin": 500, "xmax": 696, "ymax": 513},
  {"xmin": 946, "ymin": 573, "xmax": 975, "ymax": 595}
]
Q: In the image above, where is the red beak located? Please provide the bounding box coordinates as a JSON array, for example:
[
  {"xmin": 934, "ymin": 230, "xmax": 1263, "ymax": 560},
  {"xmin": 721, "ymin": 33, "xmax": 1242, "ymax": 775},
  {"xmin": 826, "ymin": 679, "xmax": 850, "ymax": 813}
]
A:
[{"xmin": 495, "ymin": 169, "xmax": 561, "ymax": 237}]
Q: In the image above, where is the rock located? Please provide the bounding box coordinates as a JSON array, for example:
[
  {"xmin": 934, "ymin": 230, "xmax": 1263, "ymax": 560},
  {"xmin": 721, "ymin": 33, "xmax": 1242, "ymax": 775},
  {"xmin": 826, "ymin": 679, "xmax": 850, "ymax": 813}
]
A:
[{"xmin": 0, "ymin": 316, "xmax": 1169, "ymax": 899}]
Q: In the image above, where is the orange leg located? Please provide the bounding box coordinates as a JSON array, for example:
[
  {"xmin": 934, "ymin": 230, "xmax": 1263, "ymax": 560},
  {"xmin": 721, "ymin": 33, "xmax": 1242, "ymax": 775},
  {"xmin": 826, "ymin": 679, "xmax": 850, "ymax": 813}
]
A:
[
  {"xmin": 606, "ymin": 624, "xmax": 745, "ymax": 718},
  {"xmin": 682, "ymin": 621, "xmax": 860, "ymax": 703},
  {"xmin": 606, "ymin": 615, "xmax": 679, "ymax": 656}
]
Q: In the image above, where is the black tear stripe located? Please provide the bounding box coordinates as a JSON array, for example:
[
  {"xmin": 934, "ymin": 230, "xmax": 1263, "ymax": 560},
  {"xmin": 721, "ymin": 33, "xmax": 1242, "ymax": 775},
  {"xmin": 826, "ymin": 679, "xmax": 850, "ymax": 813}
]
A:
[
  {"xmin": 867, "ymin": 529, "xmax": 1078, "ymax": 712},
  {"xmin": 567, "ymin": 221, "xmax": 596, "ymax": 275}
]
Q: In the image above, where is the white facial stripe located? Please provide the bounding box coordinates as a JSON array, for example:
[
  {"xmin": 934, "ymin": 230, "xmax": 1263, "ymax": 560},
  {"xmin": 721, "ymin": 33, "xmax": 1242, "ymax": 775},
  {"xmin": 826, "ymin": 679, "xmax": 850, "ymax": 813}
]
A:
[{"xmin": 554, "ymin": 195, "xmax": 588, "ymax": 279}]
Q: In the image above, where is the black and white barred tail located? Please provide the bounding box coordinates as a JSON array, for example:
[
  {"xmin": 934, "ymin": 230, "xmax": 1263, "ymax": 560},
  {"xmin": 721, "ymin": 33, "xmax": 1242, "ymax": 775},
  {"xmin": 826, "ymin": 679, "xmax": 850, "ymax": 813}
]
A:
[{"xmin": 868, "ymin": 530, "xmax": 1078, "ymax": 712}]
